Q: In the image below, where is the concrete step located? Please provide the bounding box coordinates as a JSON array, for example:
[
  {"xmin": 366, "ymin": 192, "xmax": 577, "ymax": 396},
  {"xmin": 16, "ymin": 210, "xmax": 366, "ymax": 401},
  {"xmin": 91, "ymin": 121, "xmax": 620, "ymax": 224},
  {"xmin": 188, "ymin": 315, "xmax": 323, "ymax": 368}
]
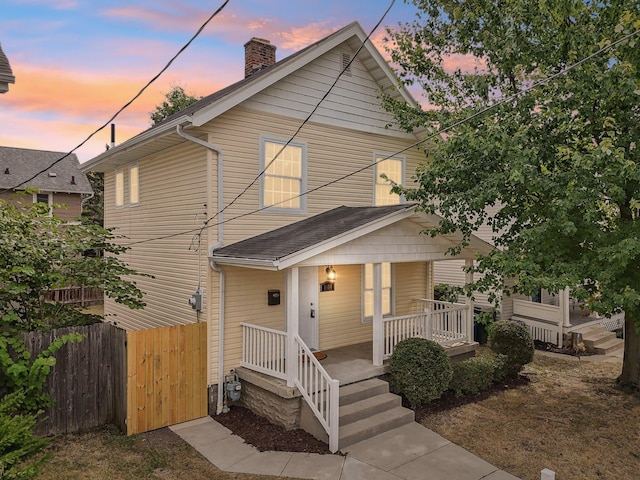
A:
[
  {"xmin": 339, "ymin": 378, "xmax": 389, "ymax": 406},
  {"xmin": 338, "ymin": 405, "xmax": 415, "ymax": 449},
  {"xmin": 339, "ymin": 392, "xmax": 401, "ymax": 426},
  {"xmin": 592, "ymin": 337, "xmax": 624, "ymax": 355},
  {"xmin": 582, "ymin": 330, "xmax": 616, "ymax": 350}
]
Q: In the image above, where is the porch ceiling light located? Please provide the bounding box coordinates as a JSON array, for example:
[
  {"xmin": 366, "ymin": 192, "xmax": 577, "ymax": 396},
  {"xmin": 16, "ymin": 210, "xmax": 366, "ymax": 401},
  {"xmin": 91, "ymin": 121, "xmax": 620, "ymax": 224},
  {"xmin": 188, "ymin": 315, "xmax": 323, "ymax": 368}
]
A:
[{"xmin": 326, "ymin": 266, "xmax": 336, "ymax": 282}]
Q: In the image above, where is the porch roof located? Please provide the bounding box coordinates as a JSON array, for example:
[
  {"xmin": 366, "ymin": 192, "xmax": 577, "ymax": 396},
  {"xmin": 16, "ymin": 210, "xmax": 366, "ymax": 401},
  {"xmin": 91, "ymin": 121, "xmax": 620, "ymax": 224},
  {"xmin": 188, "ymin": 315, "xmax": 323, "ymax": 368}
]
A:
[{"xmin": 210, "ymin": 204, "xmax": 494, "ymax": 270}]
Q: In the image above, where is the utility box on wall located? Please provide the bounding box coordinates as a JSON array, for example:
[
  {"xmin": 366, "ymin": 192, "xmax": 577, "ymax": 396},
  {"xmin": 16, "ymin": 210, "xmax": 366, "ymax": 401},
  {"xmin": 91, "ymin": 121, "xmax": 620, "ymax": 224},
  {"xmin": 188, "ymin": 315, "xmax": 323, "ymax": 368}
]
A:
[{"xmin": 268, "ymin": 289, "xmax": 281, "ymax": 306}]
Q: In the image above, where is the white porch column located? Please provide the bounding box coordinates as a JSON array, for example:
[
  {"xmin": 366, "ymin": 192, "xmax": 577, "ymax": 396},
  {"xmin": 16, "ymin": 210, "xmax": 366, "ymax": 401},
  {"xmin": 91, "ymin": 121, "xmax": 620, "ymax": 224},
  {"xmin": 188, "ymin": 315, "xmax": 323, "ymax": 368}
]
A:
[
  {"xmin": 561, "ymin": 287, "xmax": 571, "ymax": 328},
  {"xmin": 286, "ymin": 267, "xmax": 299, "ymax": 387},
  {"xmin": 372, "ymin": 263, "xmax": 384, "ymax": 366},
  {"xmin": 425, "ymin": 261, "xmax": 434, "ymax": 301},
  {"xmin": 465, "ymin": 259, "xmax": 474, "ymax": 343}
]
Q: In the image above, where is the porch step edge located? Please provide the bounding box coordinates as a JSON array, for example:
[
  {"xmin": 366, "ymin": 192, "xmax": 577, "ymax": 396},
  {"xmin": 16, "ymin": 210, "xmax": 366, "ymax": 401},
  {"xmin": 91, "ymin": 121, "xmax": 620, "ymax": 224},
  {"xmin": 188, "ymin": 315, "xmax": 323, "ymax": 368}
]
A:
[
  {"xmin": 592, "ymin": 338, "xmax": 624, "ymax": 355},
  {"xmin": 338, "ymin": 406, "xmax": 415, "ymax": 449},
  {"xmin": 339, "ymin": 378, "xmax": 389, "ymax": 406},
  {"xmin": 339, "ymin": 392, "xmax": 401, "ymax": 426},
  {"xmin": 583, "ymin": 331, "xmax": 616, "ymax": 349}
]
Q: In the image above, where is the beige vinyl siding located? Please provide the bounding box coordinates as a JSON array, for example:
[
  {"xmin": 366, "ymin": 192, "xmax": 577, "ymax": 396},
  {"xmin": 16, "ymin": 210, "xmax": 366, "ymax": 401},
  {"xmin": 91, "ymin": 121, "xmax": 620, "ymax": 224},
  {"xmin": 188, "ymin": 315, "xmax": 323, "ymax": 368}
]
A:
[
  {"xmin": 245, "ymin": 47, "xmax": 409, "ymax": 137},
  {"xmin": 102, "ymin": 141, "xmax": 210, "ymax": 334},
  {"xmin": 318, "ymin": 264, "xmax": 371, "ymax": 350},
  {"xmin": 201, "ymin": 107, "xmax": 424, "ymax": 246},
  {"xmin": 51, "ymin": 192, "xmax": 83, "ymax": 221},
  {"xmin": 221, "ymin": 267, "xmax": 286, "ymax": 373},
  {"xmin": 394, "ymin": 262, "xmax": 428, "ymax": 316}
]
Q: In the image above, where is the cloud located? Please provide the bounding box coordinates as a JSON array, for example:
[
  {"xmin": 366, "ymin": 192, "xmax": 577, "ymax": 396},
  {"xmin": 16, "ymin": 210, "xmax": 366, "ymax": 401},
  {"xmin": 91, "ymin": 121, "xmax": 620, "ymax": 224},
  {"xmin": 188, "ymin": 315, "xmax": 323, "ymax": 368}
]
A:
[{"xmin": 276, "ymin": 22, "xmax": 338, "ymax": 51}]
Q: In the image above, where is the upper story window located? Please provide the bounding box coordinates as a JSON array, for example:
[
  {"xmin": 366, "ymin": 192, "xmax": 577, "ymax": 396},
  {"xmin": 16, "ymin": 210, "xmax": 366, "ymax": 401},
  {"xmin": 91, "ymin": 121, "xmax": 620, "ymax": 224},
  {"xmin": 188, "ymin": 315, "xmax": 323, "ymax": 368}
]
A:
[
  {"xmin": 363, "ymin": 262, "xmax": 393, "ymax": 322},
  {"xmin": 260, "ymin": 136, "xmax": 306, "ymax": 212},
  {"xmin": 129, "ymin": 164, "xmax": 139, "ymax": 206},
  {"xmin": 115, "ymin": 170, "xmax": 124, "ymax": 208},
  {"xmin": 374, "ymin": 154, "xmax": 405, "ymax": 206}
]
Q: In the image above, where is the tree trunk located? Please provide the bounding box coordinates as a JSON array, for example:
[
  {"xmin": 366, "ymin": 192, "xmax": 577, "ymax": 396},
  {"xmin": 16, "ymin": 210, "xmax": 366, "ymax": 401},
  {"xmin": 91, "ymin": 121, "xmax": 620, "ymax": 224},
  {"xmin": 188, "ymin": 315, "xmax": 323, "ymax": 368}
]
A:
[{"xmin": 618, "ymin": 308, "xmax": 640, "ymax": 392}]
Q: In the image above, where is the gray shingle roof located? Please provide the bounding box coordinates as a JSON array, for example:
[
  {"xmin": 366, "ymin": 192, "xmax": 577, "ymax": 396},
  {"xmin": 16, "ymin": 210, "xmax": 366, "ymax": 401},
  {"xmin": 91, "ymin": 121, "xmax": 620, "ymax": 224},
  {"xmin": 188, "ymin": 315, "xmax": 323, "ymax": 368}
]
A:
[
  {"xmin": 212, "ymin": 204, "xmax": 414, "ymax": 262},
  {"xmin": 0, "ymin": 146, "xmax": 93, "ymax": 194},
  {"xmin": 0, "ymin": 43, "xmax": 16, "ymax": 92}
]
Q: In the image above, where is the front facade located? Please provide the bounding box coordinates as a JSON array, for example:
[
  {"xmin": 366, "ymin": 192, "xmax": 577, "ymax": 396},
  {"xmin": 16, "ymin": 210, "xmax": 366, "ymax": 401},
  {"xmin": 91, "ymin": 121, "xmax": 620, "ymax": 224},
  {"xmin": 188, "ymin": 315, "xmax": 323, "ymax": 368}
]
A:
[
  {"xmin": 82, "ymin": 23, "xmax": 491, "ymax": 450},
  {"xmin": 0, "ymin": 146, "xmax": 93, "ymax": 221}
]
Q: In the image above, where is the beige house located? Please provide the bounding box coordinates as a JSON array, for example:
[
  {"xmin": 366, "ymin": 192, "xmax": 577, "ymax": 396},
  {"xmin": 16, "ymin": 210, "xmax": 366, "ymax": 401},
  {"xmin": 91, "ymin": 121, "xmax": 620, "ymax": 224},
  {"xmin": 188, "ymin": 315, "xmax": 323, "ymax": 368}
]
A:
[
  {"xmin": 82, "ymin": 22, "xmax": 493, "ymax": 451},
  {"xmin": 0, "ymin": 146, "xmax": 93, "ymax": 222}
]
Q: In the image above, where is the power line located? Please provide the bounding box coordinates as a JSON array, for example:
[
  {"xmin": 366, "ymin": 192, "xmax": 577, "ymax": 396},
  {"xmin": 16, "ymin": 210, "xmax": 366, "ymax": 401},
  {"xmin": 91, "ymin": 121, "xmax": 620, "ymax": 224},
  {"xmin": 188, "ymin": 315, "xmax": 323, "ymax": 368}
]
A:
[
  {"xmin": 0, "ymin": 0, "xmax": 230, "ymax": 195},
  {"xmin": 122, "ymin": 27, "xmax": 640, "ymax": 247},
  {"xmin": 199, "ymin": 0, "xmax": 396, "ymax": 228}
]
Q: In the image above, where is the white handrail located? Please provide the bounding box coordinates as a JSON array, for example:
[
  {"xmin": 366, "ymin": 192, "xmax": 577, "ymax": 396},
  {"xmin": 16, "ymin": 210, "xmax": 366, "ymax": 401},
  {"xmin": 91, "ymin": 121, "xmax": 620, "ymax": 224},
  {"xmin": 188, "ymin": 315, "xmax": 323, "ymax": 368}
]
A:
[{"xmin": 293, "ymin": 335, "xmax": 339, "ymax": 453}]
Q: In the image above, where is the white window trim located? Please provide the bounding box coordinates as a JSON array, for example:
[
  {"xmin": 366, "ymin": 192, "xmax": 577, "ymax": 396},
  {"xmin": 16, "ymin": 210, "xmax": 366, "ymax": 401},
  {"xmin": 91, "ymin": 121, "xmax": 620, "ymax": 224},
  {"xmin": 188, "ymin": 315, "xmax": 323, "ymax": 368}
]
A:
[
  {"xmin": 259, "ymin": 135, "xmax": 307, "ymax": 214},
  {"xmin": 129, "ymin": 164, "xmax": 139, "ymax": 207},
  {"xmin": 115, "ymin": 169, "xmax": 124, "ymax": 208},
  {"xmin": 33, "ymin": 191, "xmax": 52, "ymax": 206},
  {"xmin": 361, "ymin": 262, "xmax": 394, "ymax": 324},
  {"xmin": 373, "ymin": 153, "xmax": 405, "ymax": 206}
]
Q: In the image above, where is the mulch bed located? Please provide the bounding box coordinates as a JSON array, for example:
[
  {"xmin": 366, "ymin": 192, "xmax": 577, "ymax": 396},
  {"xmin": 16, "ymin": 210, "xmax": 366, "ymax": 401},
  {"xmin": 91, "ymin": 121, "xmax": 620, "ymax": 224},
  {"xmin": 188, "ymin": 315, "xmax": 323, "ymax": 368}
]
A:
[
  {"xmin": 214, "ymin": 406, "xmax": 333, "ymax": 454},
  {"xmin": 534, "ymin": 339, "xmax": 596, "ymax": 357}
]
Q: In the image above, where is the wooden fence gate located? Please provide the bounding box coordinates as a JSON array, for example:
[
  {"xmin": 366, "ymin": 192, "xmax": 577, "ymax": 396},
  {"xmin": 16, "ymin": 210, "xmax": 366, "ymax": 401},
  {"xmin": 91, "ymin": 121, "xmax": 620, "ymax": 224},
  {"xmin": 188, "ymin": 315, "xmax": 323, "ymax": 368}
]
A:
[{"xmin": 125, "ymin": 322, "xmax": 208, "ymax": 435}]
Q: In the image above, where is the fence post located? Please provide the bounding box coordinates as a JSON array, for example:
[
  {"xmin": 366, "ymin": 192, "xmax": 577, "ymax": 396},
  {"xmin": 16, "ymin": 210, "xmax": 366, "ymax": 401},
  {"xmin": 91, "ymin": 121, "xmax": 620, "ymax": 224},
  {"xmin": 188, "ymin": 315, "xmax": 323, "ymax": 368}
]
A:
[{"xmin": 286, "ymin": 268, "xmax": 299, "ymax": 387}]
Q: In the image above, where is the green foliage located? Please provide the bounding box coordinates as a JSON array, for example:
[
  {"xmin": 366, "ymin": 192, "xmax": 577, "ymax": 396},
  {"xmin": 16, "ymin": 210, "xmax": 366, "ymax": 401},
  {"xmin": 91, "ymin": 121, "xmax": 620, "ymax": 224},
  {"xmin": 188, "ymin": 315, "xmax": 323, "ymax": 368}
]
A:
[
  {"xmin": 385, "ymin": 0, "xmax": 640, "ymax": 388},
  {"xmin": 0, "ymin": 326, "xmax": 82, "ymax": 413},
  {"xmin": 0, "ymin": 200, "xmax": 149, "ymax": 332},
  {"xmin": 388, "ymin": 337, "xmax": 452, "ymax": 408},
  {"xmin": 449, "ymin": 354, "xmax": 495, "ymax": 397},
  {"xmin": 0, "ymin": 391, "xmax": 49, "ymax": 480},
  {"xmin": 149, "ymin": 85, "xmax": 201, "ymax": 125},
  {"xmin": 433, "ymin": 283, "xmax": 460, "ymax": 303},
  {"xmin": 488, "ymin": 321, "xmax": 534, "ymax": 377},
  {"xmin": 81, "ymin": 171, "xmax": 104, "ymax": 227}
]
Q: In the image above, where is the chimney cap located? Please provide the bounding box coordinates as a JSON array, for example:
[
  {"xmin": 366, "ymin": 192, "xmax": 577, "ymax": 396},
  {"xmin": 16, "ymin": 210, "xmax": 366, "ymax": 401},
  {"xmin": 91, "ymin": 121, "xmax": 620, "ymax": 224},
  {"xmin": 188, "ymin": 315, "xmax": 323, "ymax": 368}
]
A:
[{"xmin": 244, "ymin": 37, "xmax": 272, "ymax": 47}]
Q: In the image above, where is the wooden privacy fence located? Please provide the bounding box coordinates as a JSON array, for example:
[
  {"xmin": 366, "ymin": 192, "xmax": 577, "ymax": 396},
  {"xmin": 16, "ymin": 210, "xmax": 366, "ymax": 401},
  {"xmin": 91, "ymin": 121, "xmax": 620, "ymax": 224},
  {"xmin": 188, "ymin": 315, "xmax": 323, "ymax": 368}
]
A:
[
  {"xmin": 20, "ymin": 321, "xmax": 208, "ymax": 437},
  {"xmin": 45, "ymin": 285, "xmax": 104, "ymax": 306},
  {"xmin": 126, "ymin": 322, "xmax": 208, "ymax": 435}
]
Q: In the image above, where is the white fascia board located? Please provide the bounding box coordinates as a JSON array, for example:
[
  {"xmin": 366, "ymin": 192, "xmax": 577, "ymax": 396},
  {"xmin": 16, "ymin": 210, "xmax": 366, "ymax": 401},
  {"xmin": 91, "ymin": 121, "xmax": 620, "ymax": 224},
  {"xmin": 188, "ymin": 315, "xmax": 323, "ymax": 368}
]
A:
[
  {"xmin": 276, "ymin": 208, "xmax": 417, "ymax": 269},
  {"xmin": 209, "ymin": 256, "xmax": 279, "ymax": 270},
  {"xmin": 80, "ymin": 116, "xmax": 191, "ymax": 172}
]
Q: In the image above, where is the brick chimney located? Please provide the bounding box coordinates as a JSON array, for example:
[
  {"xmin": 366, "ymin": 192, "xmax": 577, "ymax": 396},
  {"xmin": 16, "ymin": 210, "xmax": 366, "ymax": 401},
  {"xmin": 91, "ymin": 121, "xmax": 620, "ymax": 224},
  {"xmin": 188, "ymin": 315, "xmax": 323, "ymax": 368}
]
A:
[{"xmin": 244, "ymin": 37, "xmax": 276, "ymax": 78}]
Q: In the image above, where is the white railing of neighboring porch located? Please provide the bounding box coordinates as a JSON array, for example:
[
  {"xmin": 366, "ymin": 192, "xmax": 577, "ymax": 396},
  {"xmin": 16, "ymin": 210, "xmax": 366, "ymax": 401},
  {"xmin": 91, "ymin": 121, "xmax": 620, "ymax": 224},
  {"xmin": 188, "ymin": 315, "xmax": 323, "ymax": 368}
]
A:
[
  {"xmin": 240, "ymin": 323, "xmax": 287, "ymax": 380},
  {"xmin": 377, "ymin": 299, "xmax": 472, "ymax": 363},
  {"xmin": 240, "ymin": 323, "xmax": 339, "ymax": 453},
  {"xmin": 293, "ymin": 335, "xmax": 339, "ymax": 453},
  {"xmin": 512, "ymin": 299, "xmax": 564, "ymax": 347}
]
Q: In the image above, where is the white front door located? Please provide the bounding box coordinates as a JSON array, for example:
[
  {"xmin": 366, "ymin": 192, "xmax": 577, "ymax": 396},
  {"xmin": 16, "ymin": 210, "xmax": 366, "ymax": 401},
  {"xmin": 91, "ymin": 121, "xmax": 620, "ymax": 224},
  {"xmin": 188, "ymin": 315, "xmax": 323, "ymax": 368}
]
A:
[{"xmin": 298, "ymin": 266, "xmax": 319, "ymax": 350}]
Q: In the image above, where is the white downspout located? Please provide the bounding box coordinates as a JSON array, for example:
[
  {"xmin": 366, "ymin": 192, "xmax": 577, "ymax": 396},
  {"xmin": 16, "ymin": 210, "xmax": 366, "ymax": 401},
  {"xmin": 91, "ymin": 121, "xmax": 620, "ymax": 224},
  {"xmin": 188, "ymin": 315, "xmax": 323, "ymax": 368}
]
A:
[{"xmin": 176, "ymin": 125, "xmax": 226, "ymax": 415}]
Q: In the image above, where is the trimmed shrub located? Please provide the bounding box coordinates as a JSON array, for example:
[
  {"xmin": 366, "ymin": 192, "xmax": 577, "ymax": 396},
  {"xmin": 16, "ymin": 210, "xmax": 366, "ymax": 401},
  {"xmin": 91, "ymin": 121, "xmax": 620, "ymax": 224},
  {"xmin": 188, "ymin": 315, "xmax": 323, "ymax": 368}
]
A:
[
  {"xmin": 488, "ymin": 320, "xmax": 534, "ymax": 377},
  {"xmin": 449, "ymin": 355, "xmax": 496, "ymax": 397},
  {"xmin": 388, "ymin": 337, "xmax": 452, "ymax": 408}
]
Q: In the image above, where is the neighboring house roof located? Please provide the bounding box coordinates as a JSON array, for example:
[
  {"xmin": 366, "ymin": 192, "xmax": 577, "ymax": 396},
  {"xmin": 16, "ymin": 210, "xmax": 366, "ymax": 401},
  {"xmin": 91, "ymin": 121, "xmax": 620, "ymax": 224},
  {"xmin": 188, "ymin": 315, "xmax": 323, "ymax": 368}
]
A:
[
  {"xmin": 82, "ymin": 21, "xmax": 418, "ymax": 173},
  {"xmin": 211, "ymin": 204, "xmax": 494, "ymax": 270},
  {"xmin": 0, "ymin": 43, "xmax": 16, "ymax": 93},
  {"xmin": 0, "ymin": 146, "xmax": 93, "ymax": 194}
]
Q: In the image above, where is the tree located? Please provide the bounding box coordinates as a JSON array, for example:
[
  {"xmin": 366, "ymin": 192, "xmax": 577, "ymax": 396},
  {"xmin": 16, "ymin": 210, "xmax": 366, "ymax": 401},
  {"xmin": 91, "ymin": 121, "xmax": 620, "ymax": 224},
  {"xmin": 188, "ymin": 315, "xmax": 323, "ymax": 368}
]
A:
[
  {"xmin": 81, "ymin": 171, "xmax": 104, "ymax": 226},
  {"xmin": 149, "ymin": 85, "xmax": 202, "ymax": 125},
  {"xmin": 384, "ymin": 1, "xmax": 640, "ymax": 389},
  {"xmin": 0, "ymin": 199, "xmax": 148, "ymax": 331}
]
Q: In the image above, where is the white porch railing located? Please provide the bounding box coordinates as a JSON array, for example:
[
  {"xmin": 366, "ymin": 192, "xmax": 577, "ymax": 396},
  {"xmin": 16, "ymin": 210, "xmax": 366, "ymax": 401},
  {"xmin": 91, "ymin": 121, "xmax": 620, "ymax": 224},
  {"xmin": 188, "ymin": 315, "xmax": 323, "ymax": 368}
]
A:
[
  {"xmin": 240, "ymin": 323, "xmax": 287, "ymax": 380},
  {"xmin": 293, "ymin": 335, "xmax": 339, "ymax": 453},
  {"xmin": 240, "ymin": 323, "xmax": 339, "ymax": 453},
  {"xmin": 377, "ymin": 299, "xmax": 472, "ymax": 364},
  {"xmin": 512, "ymin": 299, "xmax": 564, "ymax": 347}
]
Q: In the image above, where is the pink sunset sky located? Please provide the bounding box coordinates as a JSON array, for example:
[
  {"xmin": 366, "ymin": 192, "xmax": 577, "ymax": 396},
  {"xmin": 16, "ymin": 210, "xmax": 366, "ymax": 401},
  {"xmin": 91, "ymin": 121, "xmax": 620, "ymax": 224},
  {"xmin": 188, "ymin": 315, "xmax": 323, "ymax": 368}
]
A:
[{"xmin": 1, "ymin": 0, "xmax": 478, "ymax": 164}]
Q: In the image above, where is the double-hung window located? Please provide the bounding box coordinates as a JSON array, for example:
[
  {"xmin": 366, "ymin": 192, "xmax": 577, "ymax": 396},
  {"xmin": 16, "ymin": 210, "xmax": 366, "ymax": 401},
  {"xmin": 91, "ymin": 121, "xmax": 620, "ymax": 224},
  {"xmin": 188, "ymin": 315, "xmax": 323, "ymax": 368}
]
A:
[
  {"xmin": 374, "ymin": 154, "xmax": 404, "ymax": 206},
  {"xmin": 129, "ymin": 164, "xmax": 139, "ymax": 206},
  {"xmin": 363, "ymin": 262, "xmax": 393, "ymax": 322},
  {"xmin": 260, "ymin": 137, "xmax": 306, "ymax": 212},
  {"xmin": 115, "ymin": 170, "xmax": 124, "ymax": 208}
]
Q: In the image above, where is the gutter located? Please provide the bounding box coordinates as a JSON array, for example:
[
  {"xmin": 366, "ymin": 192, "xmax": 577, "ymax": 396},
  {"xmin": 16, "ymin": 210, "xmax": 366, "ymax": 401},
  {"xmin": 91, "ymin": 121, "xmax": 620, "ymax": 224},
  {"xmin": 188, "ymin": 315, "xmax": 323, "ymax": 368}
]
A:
[{"xmin": 175, "ymin": 125, "xmax": 227, "ymax": 415}]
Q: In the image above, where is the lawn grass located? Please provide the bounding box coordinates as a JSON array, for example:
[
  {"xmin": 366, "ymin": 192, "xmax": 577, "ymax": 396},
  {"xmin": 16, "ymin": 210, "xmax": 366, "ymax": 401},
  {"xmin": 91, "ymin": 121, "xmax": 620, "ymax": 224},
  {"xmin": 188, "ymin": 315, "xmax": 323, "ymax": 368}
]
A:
[{"xmin": 419, "ymin": 352, "xmax": 640, "ymax": 480}]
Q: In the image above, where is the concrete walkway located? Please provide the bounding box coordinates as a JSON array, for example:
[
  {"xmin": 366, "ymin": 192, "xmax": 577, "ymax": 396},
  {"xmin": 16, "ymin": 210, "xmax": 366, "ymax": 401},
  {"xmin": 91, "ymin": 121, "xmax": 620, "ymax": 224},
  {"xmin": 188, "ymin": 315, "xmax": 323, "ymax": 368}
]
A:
[{"xmin": 170, "ymin": 416, "xmax": 520, "ymax": 480}]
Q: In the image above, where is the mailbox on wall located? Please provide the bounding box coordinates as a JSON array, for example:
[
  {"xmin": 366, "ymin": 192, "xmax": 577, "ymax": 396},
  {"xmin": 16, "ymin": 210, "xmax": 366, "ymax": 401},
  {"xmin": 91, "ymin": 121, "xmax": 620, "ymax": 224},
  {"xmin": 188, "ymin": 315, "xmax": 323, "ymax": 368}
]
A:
[{"xmin": 268, "ymin": 289, "xmax": 281, "ymax": 305}]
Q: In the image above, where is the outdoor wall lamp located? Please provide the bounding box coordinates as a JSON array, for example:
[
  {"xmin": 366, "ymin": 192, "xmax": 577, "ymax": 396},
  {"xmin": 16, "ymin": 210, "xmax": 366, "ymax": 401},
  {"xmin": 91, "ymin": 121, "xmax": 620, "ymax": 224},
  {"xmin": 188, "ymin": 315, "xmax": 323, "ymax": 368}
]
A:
[{"xmin": 325, "ymin": 266, "xmax": 336, "ymax": 282}]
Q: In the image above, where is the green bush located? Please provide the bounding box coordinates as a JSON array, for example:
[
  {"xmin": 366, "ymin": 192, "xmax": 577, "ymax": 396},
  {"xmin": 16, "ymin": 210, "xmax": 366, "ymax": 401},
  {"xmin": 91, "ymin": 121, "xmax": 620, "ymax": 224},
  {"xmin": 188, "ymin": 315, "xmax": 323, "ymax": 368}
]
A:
[
  {"xmin": 488, "ymin": 320, "xmax": 534, "ymax": 377},
  {"xmin": 0, "ymin": 391, "xmax": 49, "ymax": 480},
  {"xmin": 449, "ymin": 355, "xmax": 495, "ymax": 397},
  {"xmin": 388, "ymin": 337, "xmax": 452, "ymax": 408}
]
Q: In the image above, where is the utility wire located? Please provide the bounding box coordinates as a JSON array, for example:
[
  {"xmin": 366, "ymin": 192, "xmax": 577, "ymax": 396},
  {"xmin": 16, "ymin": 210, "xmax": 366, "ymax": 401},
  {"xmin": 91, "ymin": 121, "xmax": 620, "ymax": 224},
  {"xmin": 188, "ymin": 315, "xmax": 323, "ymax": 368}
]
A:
[
  {"xmin": 199, "ymin": 0, "xmax": 396, "ymax": 229},
  {"xmin": 122, "ymin": 27, "xmax": 640, "ymax": 247},
  {"xmin": 0, "ymin": 0, "xmax": 231, "ymax": 195}
]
